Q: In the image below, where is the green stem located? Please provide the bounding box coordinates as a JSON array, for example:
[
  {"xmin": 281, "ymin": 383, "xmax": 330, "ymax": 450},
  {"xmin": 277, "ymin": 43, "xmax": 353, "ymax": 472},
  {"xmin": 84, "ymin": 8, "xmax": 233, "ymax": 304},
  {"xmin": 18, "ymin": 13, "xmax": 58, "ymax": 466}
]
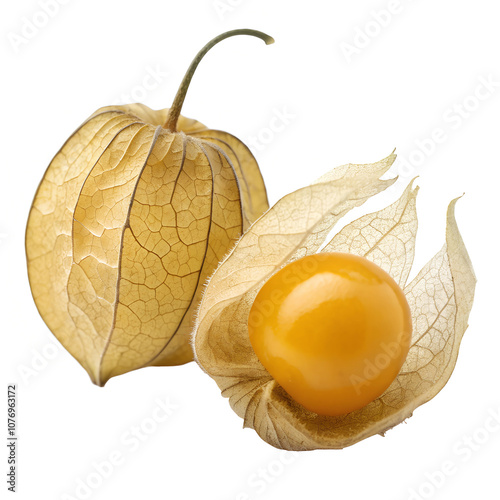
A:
[{"xmin": 163, "ymin": 29, "xmax": 274, "ymax": 132}]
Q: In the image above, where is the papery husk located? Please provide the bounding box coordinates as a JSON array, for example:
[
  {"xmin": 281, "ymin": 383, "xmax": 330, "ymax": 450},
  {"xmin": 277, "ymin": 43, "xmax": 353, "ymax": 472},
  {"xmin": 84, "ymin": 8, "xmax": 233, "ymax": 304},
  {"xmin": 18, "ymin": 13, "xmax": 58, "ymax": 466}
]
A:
[
  {"xmin": 193, "ymin": 155, "xmax": 476, "ymax": 450},
  {"xmin": 26, "ymin": 103, "xmax": 268, "ymax": 386}
]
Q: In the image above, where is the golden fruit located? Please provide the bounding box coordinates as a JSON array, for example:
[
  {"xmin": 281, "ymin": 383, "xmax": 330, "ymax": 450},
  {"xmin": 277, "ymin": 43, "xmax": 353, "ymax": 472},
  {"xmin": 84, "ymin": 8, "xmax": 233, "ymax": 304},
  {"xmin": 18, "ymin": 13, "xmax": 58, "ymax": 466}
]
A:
[{"xmin": 248, "ymin": 252, "xmax": 412, "ymax": 416}]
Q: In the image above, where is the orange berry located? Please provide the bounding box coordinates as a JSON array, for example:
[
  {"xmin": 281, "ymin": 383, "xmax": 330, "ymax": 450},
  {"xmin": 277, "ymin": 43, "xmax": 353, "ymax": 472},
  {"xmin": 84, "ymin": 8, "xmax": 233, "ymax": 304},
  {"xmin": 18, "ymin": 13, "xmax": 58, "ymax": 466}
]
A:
[{"xmin": 248, "ymin": 253, "xmax": 412, "ymax": 416}]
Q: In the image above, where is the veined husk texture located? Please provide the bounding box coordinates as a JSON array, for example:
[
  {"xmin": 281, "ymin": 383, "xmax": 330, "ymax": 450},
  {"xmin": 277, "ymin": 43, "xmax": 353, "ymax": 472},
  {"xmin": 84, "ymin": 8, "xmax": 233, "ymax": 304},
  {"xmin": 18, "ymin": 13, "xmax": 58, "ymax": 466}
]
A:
[
  {"xmin": 193, "ymin": 153, "xmax": 476, "ymax": 450},
  {"xmin": 26, "ymin": 103, "xmax": 268, "ymax": 386}
]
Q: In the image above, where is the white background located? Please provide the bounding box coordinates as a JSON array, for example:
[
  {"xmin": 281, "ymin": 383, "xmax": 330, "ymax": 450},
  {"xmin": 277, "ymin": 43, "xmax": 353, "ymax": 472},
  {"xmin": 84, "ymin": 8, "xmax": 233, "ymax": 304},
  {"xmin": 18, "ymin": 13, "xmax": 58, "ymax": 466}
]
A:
[{"xmin": 2, "ymin": 1, "xmax": 500, "ymax": 499}]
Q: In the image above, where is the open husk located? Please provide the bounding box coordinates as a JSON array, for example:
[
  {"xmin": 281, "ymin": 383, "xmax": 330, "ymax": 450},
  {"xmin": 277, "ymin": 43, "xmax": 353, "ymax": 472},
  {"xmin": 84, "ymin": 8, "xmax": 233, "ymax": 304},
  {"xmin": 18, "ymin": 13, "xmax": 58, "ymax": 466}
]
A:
[{"xmin": 193, "ymin": 154, "xmax": 476, "ymax": 450}]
